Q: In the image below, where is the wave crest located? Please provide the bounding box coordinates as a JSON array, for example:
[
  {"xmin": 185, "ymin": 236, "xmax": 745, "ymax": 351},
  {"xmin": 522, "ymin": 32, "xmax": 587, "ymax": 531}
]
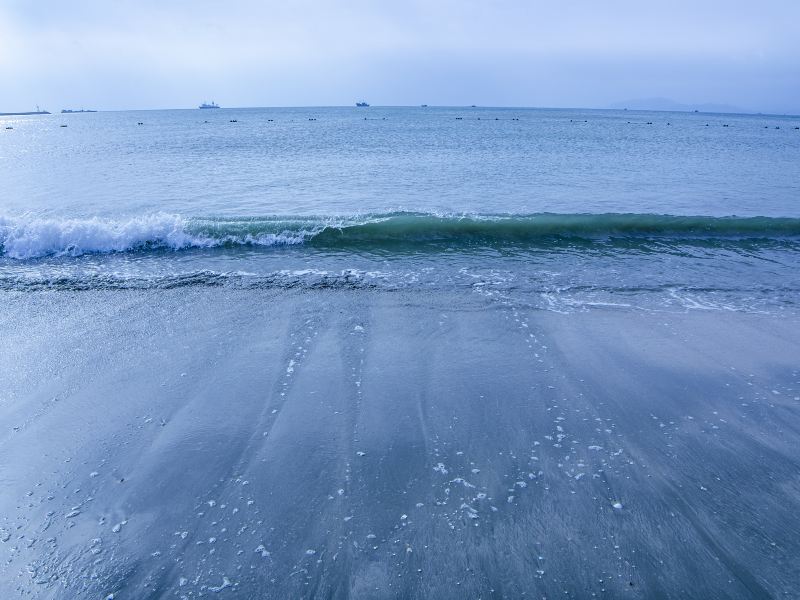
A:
[
  {"xmin": 2, "ymin": 212, "xmax": 799, "ymax": 259},
  {"xmin": 0, "ymin": 213, "xmax": 310, "ymax": 259}
]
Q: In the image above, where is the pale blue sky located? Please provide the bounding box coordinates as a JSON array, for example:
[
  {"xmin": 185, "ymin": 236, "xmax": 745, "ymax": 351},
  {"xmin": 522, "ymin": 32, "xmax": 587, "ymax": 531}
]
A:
[{"xmin": 1, "ymin": 0, "xmax": 798, "ymax": 113}]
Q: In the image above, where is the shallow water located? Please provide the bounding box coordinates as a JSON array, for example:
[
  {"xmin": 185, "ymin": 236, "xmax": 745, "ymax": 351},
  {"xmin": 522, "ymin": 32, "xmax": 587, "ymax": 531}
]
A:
[{"xmin": 1, "ymin": 289, "xmax": 799, "ymax": 598}]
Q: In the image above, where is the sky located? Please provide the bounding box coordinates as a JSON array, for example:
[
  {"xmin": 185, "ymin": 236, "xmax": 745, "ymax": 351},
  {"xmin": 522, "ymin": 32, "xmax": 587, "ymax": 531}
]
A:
[{"xmin": 1, "ymin": 0, "xmax": 798, "ymax": 113}]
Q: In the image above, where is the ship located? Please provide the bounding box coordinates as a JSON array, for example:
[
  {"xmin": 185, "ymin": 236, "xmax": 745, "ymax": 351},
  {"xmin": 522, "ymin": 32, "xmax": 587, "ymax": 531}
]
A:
[
  {"xmin": 199, "ymin": 101, "xmax": 220, "ymax": 109},
  {"xmin": 0, "ymin": 105, "xmax": 50, "ymax": 116},
  {"xmin": 356, "ymin": 102, "xmax": 369, "ymax": 107},
  {"xmin": 61, "ymin": 108, "xmax": 97, "ymax": 113}
]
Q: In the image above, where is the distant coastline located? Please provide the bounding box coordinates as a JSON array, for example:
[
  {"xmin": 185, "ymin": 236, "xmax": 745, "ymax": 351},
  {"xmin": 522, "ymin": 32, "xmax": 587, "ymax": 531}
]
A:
[{"xmin": 0, "ymin": 110, "xmax": 51, "ymax": 116}]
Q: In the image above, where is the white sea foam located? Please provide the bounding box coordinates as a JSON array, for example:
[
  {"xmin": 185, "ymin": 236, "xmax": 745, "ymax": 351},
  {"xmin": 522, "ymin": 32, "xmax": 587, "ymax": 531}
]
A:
[
  {"xmin": 0, "ymin": 213, "xmax": 192, "ymax": 258},
  {"xmin": 0, "ymin": 213, "xmax": 309, "ymax": 259}
]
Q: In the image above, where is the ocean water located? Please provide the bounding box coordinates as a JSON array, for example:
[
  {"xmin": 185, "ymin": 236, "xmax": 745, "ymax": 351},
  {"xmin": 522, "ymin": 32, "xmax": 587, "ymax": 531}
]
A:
[
  {"xmin": 1, "ymin": 106, "xmax": 799, "ymax": 312},
  {"xmin": 2, "ymin": 107, "xmax": 800, "ymax": 599}
]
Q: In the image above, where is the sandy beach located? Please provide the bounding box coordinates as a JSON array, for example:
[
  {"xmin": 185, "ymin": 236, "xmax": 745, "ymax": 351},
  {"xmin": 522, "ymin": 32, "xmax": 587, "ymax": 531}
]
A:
[{"xmin": 1, "ymin": 287, "xmax": 797, "ymax": 598}]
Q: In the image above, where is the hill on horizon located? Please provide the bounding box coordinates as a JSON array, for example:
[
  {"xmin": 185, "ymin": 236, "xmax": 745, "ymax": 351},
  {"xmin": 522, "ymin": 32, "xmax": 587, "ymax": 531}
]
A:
[{"xmin": 607, "ymin": 97, "xmax": 750, "ymax": 114}]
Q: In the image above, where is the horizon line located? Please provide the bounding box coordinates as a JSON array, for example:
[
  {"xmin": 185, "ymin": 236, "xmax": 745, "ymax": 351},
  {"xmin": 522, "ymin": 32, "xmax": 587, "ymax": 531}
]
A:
[{"xmin": 5, "ymin": 104, "xmax": 800, "ymax": 118}]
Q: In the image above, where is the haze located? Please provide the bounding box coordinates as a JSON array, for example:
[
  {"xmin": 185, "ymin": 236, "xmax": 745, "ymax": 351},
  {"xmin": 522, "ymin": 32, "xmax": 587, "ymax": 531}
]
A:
[{"xmin": 1, "ymin": 0, "xmax": 798, "ymax": 114}]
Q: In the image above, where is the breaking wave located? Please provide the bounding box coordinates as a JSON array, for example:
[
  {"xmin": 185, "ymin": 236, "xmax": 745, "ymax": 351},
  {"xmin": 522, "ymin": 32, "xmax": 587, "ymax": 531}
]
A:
[{"xmin": 2, "ymin": 212, "xmax": 800, "ymax": 259}]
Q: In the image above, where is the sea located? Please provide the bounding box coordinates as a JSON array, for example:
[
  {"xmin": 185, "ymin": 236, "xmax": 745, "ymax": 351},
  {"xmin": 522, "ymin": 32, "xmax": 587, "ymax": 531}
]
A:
[{"xmin": 1, "ymin": 107, "xmax": 799, "ymax": 599}]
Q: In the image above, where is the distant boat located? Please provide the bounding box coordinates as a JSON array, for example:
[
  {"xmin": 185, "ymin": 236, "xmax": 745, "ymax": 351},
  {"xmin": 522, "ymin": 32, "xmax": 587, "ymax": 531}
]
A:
[
  {"xmin": 356, "ymin": 102, "xmax": 369, "ymax": 107},
  {"xmin": 61, "ymin": 108, "xmax": 97, "ymax": 113},
  {"xmin": 199, "ymin": 101, "xmax": 220, "ymax": 109},
  {"xmin": 0, "ymin": 105, "xmax": 50, "ymax": 116},
  {"xmin": 421, "ymin": 104, "xmax": 428, "ymax": 107}
]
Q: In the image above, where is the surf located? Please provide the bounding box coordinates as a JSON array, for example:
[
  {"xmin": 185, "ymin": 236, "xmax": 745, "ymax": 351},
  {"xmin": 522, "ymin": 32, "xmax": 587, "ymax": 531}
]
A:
[{"xmin": 2, "ymin": 212, "xmax": 800, "ymax": 259}]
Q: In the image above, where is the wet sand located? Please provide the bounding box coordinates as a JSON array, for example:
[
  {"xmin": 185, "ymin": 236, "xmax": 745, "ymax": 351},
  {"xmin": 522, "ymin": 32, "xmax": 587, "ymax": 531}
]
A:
[{"xmin": 0, "ymin": 288, "xmax": 798, "ymax": 598}]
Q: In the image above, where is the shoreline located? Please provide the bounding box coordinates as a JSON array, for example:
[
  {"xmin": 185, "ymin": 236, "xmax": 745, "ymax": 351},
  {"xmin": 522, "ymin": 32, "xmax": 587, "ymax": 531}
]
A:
[{"xmin": 1, "ymin": 288, "xmax": 798, "ymax": 597}]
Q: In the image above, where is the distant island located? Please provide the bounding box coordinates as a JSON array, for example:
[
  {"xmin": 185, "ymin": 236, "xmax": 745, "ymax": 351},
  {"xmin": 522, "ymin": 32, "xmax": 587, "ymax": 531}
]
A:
[
  {"xmin": 61, "ymin": 108, "xmax": 97, "ymax": 113},
  {"xmin": 608, "ymin": 97, "xmax": 747, "ymax": 114}
]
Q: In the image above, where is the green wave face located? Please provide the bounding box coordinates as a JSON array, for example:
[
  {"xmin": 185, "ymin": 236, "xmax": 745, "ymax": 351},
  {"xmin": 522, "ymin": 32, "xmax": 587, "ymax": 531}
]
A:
[
  {"xmin": 187, "ymin": 212, "xmax": 800, "ymax": 252},
  {"xmin": 305, "ymin": 213, "xmax": 800, "ymax": 245}
]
